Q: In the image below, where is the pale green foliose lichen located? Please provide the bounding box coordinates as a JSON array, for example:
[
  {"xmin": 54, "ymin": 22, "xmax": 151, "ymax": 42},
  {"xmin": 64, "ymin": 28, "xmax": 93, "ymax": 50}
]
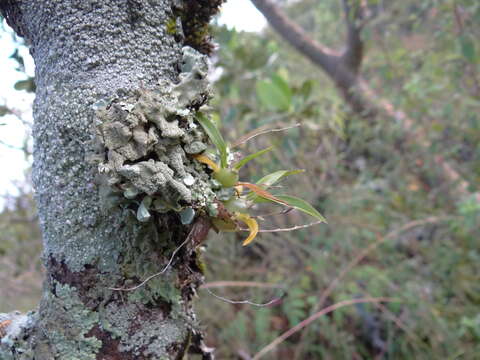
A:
[
  {"xmin": 41, "ymin": 283, "xmax": 102, "ymax": 359},
  {"xmin": 0, "ymin": 283, "xmax": 103, "ymax": 360},
  {"xmin": 92, "ymin": 46, "xmax": 217, "ymax": 220},
  {"xmin": 102, "ymin": 301, "xmax": 187, "ymax": 357}
]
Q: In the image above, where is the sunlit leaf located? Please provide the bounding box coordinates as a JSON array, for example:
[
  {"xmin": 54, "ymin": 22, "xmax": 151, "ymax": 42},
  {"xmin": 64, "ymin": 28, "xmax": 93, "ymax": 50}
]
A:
[
  {"xmin": 251, "ymin": 193, "xmax": 326, "ymax": 222},
  {"xmin": 193, "ymin": 154, "xmax": 220, "ymax": 173},
  {"xmin": 274, "ymin": 195, "xmax": 326, "ymax": 222},
  {"xmin": 236, "ymin": 213, "xmax": 259, "ymax": 246},
  {"xmin": 232, "ymin": 146, "xmax": 274, "ymax": 171},
  {"xmin": 256, "ymin": 169, "xmax": 305, "ymax": 188},
  {"xmin": 196, "ymin": 113, "xmax": 228, "ymax": 168},
  {"xmin": 238, "ymin": 182, "xmax": 290, "ymax": 206}
]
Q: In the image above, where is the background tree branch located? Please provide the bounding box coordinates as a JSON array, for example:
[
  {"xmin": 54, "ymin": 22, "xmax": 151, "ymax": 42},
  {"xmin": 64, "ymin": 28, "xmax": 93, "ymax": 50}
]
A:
[{"xmin": 251, "ymin": 0, "xmax": 477, "ymax": 201}]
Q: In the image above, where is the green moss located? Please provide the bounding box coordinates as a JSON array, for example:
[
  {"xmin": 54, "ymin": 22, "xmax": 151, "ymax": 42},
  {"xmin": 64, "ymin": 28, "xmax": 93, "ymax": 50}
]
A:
[
  {"xmin": 173, "ymin": 0, "xmax": 225, "ymax": 55},
  {"xmin": 166, "ymin": 17, "xmax": 178, "ymax": 35},
  {"xmin": 195, "ymin": 249, "xmax": 207, "ymax": 274}
]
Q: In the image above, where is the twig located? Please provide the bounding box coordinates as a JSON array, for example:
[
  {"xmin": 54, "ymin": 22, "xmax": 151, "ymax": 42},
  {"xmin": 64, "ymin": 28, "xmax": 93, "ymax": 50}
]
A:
[
  {"xmin": 232, "ymin": 123, "xmax": 301, "ymax": 148},
  {"xmin": 317, "ymin": 216, "xmax": 447, "ymax": 308},
  {"xmin": 237, "ymin": 349, "xmax": 253, "ymax": 360},
  {"xmin": 202, "ymin": 287, "xmax": 285, "ymax": 307},
  {"xmin": 201, "ymin": 281, "xmax": 285, "ymax": 290},
  {"xmin": 239, "ymin": 220, "xmax": 324, "ymax": 233},
  {"xmin": 251, "ymin": 207, "xmax": 292, "ymax": 220},
  {"xmin": 292, "ymin": 216, "xmax": 449, "ymax": 359},
  {"xmin": 109, "ymin": 235, "xmax": 192, "ymax": 291},
  {"xmin": 372, "ymin": 298, "xmax": 425, "ymax": 350},
  {"xmin": 252, "ymin": 297, "xmax": 398, "ymax": 359},
  {"xmin": 0, "ymin": 139, "xmax": 25, "ymax": 151}
]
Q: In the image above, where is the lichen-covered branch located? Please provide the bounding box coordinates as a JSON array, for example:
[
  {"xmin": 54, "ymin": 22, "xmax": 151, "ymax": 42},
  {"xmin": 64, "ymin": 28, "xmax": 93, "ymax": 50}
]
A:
[{"xmin": 0, "ymin": 0, "xmax": 222, "ymax": 359}]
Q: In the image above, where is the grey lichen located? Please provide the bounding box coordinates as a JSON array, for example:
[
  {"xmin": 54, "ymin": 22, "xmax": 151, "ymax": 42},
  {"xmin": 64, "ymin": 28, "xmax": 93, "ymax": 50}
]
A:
[
  {"xmin": 0, "ymin": 283, "xmax": 103, "ymax": 360},
  {"xmin": 0, "ymin": 311, "xmax": 36, "ymax": 360},
  {"xmin": 38, "ymin": 283, "xmax": 102, "ymax": 359},
  {"xmin": 92, "ymin": 46, "xmax": 216, "ymax": 221},
  {"xmin": 102, "ymin": 301, "xmax": 187, "ymax": 357}
]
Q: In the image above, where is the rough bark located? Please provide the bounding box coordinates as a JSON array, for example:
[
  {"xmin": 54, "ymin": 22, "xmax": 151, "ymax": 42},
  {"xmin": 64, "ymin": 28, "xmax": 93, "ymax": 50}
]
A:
[{"xmin": 0, "ymin": 1, "xmax": 221, "ymax": 359}]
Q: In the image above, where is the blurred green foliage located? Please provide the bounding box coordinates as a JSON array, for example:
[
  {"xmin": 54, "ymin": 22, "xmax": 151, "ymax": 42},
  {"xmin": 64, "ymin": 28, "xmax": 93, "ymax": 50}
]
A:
[
  {"xmin": 0, "ymin": 183, "xmax": 42, "ymax": 312},
  {"xmin": 196, "ymin": 0, "xmax": 480, "ymax": 358},
  {"xmin": 1, "ymin": 0, "xmax": 480, "ymax": 358}
]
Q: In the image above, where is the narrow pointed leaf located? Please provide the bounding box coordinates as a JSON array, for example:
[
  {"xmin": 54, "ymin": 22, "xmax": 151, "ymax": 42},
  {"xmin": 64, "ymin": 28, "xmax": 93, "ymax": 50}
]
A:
[
  {"xmin": 255, "ymin": 169, "xmax": 305, "ymax": 188},
  {"xmin": 197, "ymin": 113, "xmax": 228, "ymax": 168},
  {"xmin": 275, "ymin": 195, "xmax": 326, "ymax": 222},
  {"xmin": 193, "ymin": 154, "xmax": 220, "ymax": 173},
  {"xmin": 236, "ymin": 213, "xmax": 259, "ymax": 246},
  {"xmin": 231, "ymin": 123, "xmax": 300, "ymax": 148},
  {"xmin": 232, "ymin": 146, "xmax": 274, "ymax": 171},
  {"xmin": 238, "ymin": 182, "xmax": 290, "ymax": 206}
]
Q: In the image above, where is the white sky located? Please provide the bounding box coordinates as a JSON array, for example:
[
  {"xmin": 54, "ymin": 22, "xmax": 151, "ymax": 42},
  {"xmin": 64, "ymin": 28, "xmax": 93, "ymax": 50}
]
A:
[
  {"xmin": 0, "ymin": 27, "xmax": 35, "ymax": 200},
  {"xmin": 0, "ymin": 1, "xmax": 266, "ymax": 203},
  {"xmin": 218, "ymin": 0, "xmax": 266, "ymax": 32}
]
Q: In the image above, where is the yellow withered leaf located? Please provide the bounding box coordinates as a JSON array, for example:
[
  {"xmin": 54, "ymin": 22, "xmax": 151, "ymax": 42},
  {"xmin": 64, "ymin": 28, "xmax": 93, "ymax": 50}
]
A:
[
  {"xmin": 236, "ymin": 213, "xmax": 259, "ymax": 246},
  {"xmin": 193, "ymin": 154, "xmax": 220, "ymax": 173}
]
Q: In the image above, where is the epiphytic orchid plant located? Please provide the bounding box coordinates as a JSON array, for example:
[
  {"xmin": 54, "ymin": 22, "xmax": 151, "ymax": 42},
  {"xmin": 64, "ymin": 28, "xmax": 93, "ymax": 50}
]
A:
[{"xmin": 193, "ymin": 113, "xmax": 326, "ymax": 246}]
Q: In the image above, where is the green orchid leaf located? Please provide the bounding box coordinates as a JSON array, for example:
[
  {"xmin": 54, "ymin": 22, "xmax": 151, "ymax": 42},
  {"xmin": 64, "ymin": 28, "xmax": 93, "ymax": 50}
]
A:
[
  {"xmin": 252, "ymin": 193, "xmax": 326, "ymax": 223},
  {"xmin": 274, "ymin": 195, "xmax": 326, "ymax": 222},
  {"xmin": 197, "ymin": 113, "xmax": 228, "ymax": 168},
  {"xmin": 238, "ymin": 182, "xmax": 290, "ymax": 207},
  {"xmin": 232, "ymin": 146, "xmax": 274, "ymax": 171},
  {"xmin": 256, "ymin": 169, "xmax": 305, "ymax": 188},
  {"xmin": 248, "ymin": 169, "xmax": 304, "ymax": 202}
]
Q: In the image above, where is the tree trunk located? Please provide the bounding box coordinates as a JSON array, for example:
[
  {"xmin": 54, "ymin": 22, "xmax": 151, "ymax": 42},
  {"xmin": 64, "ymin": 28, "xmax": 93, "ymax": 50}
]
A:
[{"xmin": 0, "ymin": 1, "xmax": 220, "ymax": 359}]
